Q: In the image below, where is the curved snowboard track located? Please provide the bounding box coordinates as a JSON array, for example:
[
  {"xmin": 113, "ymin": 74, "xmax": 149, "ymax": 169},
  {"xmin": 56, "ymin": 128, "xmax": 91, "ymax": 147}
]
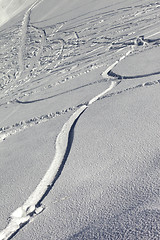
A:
[
  {"xmin": 0, "ymin": 105, "xmax": 87, "ymax": 240},
  {"xmin": 0, "ymin": 40, "xmax": 136, "ymax": 239},
  {"xmin": 0, "ymin": 80, "xmax": 117, "ymax": 240}
]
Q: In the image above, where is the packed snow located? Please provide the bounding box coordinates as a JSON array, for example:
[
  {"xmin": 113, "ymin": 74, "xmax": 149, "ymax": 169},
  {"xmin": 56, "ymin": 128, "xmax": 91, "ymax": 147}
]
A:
[{"xmin": 0, "ymin": 0, "xmax": 160, "ymax": 239}]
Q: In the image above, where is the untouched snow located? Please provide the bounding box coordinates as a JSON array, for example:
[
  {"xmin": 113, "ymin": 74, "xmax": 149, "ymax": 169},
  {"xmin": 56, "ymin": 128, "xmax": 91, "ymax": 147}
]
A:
[{"xmin": 0, "ymin": 0, "xmax": 160, "ymax": 239}]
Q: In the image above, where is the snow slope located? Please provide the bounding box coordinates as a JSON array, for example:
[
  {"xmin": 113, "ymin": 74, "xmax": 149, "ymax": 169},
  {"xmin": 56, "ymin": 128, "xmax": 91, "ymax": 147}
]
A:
[
  {"xmin": 0, "ymin": 0, "xmax": 39, "ymax": 27},
  {"xmin": 0, "ymin": 0, "xmax": 160, "ymax": 239}
]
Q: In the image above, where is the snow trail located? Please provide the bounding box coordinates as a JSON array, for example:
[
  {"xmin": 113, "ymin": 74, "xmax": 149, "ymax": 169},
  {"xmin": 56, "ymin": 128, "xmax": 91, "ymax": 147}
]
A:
[
  {"xmin": 0, "ymin": 62, "xmax": 119, "ymax": 240},
  {"xmin": 89, "ymin": 80, "xmax": 117, "ymax": 105},
  {"xmin": 0, "ymin": 105, "xmax": 87, "ymax": 240},
  {"xmin": 0, "ymin": 39, "xmax": 140, "ymax": 238},
  {"xmin": 88, "ymin": 45, "xmax": 135, "ymax": 105}
]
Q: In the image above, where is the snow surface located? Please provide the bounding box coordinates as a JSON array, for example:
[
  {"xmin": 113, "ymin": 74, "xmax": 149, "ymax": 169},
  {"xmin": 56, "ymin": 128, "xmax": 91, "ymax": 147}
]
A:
[
  {"xmin": 0, "ymin": 0, "xmax": 38, "ymax": 27},
  {"xmin": 0, "ymin": 0, "xmax": 160, "ymax": 239}
]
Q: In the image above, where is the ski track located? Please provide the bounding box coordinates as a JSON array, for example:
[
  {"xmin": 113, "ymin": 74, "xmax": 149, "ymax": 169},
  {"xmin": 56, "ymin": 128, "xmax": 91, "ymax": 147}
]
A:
[
  {"xmin": 0, "ymin": 40, "xmax": 136, "ymax": 142},
  {"xmin": 2, "ymin": 0, "xmax": 45, "ymax": 94},
  {"xmin": 0, "ymin": 44, "xmax": 120, "ymax": 239},
  {"xmin": 0, "ymin": 104, "xmax": 80, "ymax": 142},
  {"xmin": 100, "ymin": 79, "xmax": 160, "ymax": 101},
  {"xmin": 0, "ymin": 1, "xmax": 160, "ymax": 239},
  {"xmin": 1, "ymin": 1, "xmax": 160, "ymax": 96},
  {"xmin": 17, "ymin": 0, "xmax": 44, "ymax": 78},
  {"xmin": 1, "ymin": 76, "xmax": 160, "ymax": 143},
  {"xmin": 0, "ymin": 68, "xmax": 116, "ymax": 240}
]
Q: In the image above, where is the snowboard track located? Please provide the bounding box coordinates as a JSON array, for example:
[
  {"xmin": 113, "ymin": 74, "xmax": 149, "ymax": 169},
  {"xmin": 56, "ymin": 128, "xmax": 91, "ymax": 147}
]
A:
[{"xmin": 0, "ymin": 53, "xmax": 118, "ymax": 240}]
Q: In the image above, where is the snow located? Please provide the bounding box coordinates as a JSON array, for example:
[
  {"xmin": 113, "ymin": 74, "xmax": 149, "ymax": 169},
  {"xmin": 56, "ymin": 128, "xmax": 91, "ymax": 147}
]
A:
[
  {"xmin": 0, "ymin": 0, "xmax": 38, "ymax": 27},
  {"xmin": 0, "ymin": 0, "xmax": 160, "ymax": 239}
]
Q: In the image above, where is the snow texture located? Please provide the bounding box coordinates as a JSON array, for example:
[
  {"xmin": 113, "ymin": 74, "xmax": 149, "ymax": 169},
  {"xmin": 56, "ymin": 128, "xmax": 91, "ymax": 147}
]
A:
[{"xmin": 0, "ymin": 0, "xmax": 160, "ymax": 239}]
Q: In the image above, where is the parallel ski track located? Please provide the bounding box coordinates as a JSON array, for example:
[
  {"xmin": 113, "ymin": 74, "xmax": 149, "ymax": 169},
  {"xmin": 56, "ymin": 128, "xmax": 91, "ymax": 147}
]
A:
[
  {"xmin": 18, "ymin": 0, "xmax": 43, "ymax": 78},
  {"xmin": 3, "ymin": 0, "xmax": 45, "ymax": 96}
]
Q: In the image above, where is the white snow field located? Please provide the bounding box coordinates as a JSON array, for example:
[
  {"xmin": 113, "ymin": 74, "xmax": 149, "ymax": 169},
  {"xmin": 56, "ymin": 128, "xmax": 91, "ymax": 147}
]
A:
[{"xmin": 0, "ymin": 0, "xmax": 160, "ymax": 239}]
